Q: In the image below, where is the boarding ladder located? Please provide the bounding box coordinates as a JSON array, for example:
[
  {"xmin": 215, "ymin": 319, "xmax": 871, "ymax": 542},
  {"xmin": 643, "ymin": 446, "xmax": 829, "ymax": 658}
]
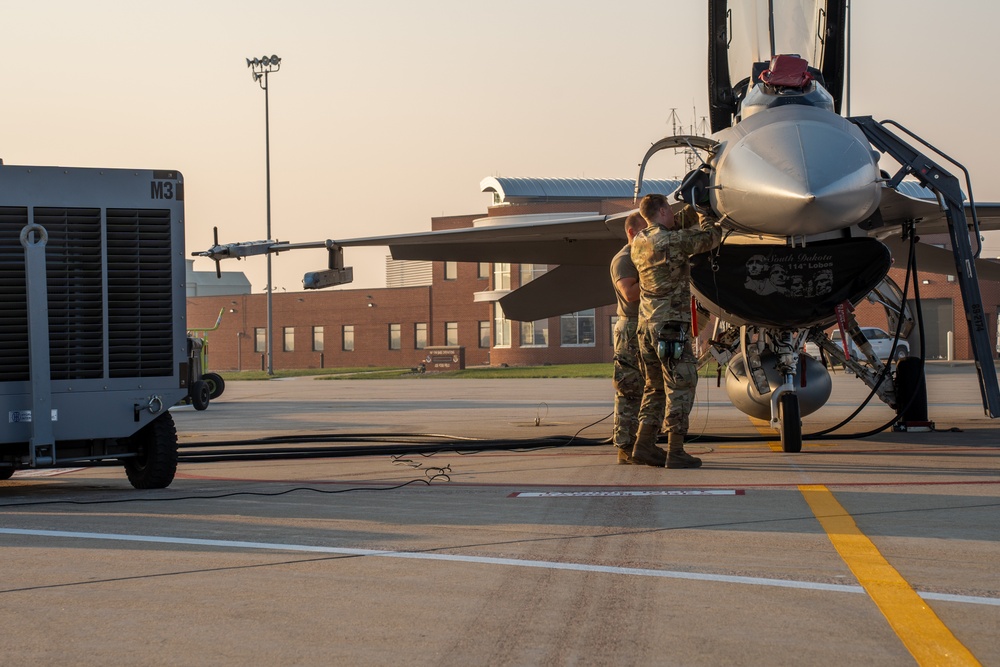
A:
[{"xmin": 851, "ymin": 116, "xmax": 1000, "ymax": 418}]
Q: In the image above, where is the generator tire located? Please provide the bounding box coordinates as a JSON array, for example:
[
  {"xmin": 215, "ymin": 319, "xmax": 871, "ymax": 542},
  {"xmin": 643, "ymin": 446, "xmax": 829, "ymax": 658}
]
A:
[
  {"xmin": 204, "ymin": 373, "xmax": 225, "ymax": 400},
  {"xmin": 191, "ymin": 381, "xmax": 210, "ymax": 411},
  {"xmin": 0, "ymin": 467, "xmax": 15, "ymax": 481},
  {"xmin": 123, "ymin": 413, "xmax": 178, "ymax": 489}
]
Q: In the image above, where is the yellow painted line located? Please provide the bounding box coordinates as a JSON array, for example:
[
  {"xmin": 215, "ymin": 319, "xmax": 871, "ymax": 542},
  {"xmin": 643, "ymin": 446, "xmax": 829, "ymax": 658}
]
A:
[
  {"xmin": 744, "ymin": 416, "xmax": 837, "ymax": 450},
  {"xmin": 799, "ymin": 485, "xmax": 980, "ymax": 666},
  {"xmin": 748, "ymin": 416, "xmax": 784, "ymax": 451}
]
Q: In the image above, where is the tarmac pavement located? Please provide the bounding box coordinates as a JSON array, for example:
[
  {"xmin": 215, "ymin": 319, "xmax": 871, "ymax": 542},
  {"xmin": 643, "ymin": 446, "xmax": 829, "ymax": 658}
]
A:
[{"xmin": 0, "ymin": 363, "xmax": 997, "ymax": 666}]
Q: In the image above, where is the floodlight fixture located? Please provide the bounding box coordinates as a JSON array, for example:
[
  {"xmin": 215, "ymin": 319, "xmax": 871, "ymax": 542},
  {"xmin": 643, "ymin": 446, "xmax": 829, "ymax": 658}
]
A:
[{"xmin": 244, "ymin": 53, "xmax": 282, "ymax": 375}]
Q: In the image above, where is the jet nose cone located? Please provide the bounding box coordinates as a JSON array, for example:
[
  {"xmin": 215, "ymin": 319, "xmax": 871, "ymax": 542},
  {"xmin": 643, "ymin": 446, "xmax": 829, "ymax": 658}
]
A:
[{"xmin": 712, "ymin": 107, "xmax": 881, "ymax": 236}]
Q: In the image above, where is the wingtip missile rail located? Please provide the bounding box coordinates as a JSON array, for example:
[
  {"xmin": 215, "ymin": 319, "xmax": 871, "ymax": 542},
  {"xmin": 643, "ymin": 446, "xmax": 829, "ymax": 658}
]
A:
[{"xmin": 192, "ymin": 230, "xmax": 353, "ymax": 290}]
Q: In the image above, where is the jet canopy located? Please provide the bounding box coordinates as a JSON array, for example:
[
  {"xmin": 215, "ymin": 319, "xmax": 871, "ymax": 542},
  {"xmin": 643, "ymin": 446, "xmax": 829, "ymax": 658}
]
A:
[{"xmin": 709, "ymin": 0, "xmax": 847, "ymax": 131}]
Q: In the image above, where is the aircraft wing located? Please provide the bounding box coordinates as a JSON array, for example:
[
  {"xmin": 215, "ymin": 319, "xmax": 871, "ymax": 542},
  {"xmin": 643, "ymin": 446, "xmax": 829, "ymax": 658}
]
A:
[
  {"xmin": 498, "ymin": 264, "xmax": 617, "ymax": 322},
  {"xmin": 872, "ymin": 185, "xmax": 1000, "ymax": 279},
  {"xmin": 330, "ymin": 211, "xmax": 635, "ymax": 320},
  {"xmin": 876, "ymin": 186, "xmax": 1000, "ymax": 235},
  {"xmin": 881, "ymin": 235, "xmax": 1000, "ymax": 282},
  {"xmin": 338, "ymin": 212, "xmax": 626, "ymax": 265}
]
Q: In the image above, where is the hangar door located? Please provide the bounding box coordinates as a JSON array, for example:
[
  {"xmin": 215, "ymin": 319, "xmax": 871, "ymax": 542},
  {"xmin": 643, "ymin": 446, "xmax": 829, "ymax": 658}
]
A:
[{"xmin": 907, "ymin": 298, "xmax": 953, "ymax": 360}]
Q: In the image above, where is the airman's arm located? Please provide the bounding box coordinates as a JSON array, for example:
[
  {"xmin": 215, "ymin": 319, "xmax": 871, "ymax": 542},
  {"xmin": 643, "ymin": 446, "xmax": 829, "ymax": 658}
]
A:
[{"xmin": 615, "ymin": 276, "xmax": 640, "ymax": 303}]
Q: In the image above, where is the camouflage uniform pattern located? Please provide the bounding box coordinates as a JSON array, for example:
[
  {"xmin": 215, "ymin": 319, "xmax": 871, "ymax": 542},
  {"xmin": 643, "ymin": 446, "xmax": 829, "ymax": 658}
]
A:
[
  {"xmin": 612, "ymin": 316, "xmax": 643, "ymax": 448},
  {"xmin": 636, "ymin": 327, "xmax": 699, "ymax": 434},
  {"xmin": 631, "ymin": 205, "xmax": 721, "ymax": 434},
  {"xmin": 610, "ymin": 245, "xmax": 642, "ymax": 448}
]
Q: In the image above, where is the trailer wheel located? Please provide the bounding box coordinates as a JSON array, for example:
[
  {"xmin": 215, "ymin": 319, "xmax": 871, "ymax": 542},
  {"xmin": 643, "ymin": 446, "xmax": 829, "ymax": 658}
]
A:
[
  {"xmin": 204, "ymin": 373, "xmax": 225, "ymax": 400},
  {"xmin": 191, "ymin": 380, "xmax": 210, "ymax": 411},
  {"xmin": 123, "ymin": 413, "xmax": 178, "ymax": 489},
  {"xmin": 0, "ymin": 468, "xmax": 15, "ymax": 481}
]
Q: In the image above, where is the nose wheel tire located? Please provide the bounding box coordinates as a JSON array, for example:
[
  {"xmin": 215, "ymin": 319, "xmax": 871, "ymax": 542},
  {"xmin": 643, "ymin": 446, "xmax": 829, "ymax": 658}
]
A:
[{"xmin": 779, "ymin": 392, "xmax": 802, "ymax": 453}]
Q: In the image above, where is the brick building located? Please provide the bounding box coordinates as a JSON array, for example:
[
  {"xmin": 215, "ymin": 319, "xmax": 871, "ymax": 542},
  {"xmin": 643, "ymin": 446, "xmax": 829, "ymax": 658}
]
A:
[
  {"xmin": 850, "ymin": 247, "xmax": 1000, "ymax": 361},
  {"xmin": 186, "ymin": 178, "xmax": 1000, "ymax": 371}
]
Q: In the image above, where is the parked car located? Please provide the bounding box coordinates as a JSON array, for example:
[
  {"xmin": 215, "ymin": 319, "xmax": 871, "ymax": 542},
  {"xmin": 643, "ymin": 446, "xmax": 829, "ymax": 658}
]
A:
[{"xmin": 805, "ymin": 327, "xmax": 909, "ymax": 362}]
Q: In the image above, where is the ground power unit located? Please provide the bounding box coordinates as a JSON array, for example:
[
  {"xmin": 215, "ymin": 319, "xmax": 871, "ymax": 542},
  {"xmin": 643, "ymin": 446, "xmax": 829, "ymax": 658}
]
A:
[{"xmin": 0, "ymin": 164, "xmax": 188, "ymax": 488}]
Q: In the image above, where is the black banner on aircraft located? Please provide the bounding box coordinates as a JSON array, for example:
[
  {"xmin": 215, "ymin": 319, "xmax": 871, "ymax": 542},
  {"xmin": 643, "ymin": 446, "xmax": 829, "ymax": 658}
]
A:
[{"xmin": 691, "ymin": 238, "xmax": 891, "ymax": 328}]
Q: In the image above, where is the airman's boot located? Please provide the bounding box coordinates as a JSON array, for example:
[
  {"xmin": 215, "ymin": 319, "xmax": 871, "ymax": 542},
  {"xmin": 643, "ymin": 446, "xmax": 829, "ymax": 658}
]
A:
[
  {"xmin": 666, "ymin": 432, "xmax": 702, "ymax": 469},
  {"xmin": 631, "ymin": 422, "xmax": 667, "ymax": 467},
  {"xmin": 616, "ymin": 446, "xmax": 637, "ymax": 465}
]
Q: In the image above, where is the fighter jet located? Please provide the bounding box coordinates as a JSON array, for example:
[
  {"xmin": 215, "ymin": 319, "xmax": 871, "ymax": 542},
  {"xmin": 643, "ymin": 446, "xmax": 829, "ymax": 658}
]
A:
[{"xmin": 197, "ymin": 0, "xmax": 1000, "ymax": 451}]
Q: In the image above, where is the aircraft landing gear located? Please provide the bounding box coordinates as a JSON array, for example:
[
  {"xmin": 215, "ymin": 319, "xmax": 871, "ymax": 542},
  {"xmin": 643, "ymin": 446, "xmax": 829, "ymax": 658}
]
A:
[
  {"xmin": 779, "ymin": 392, "xmax": 802, "ymax": 453},
  {"xmin": 770, "ymin": 331, "xmax": 804, "ymax": 453}
]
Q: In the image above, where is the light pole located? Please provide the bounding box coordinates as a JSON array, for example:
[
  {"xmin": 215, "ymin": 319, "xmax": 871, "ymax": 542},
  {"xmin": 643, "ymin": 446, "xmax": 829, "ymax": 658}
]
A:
[{"xmin": 246, "ymin": 54, "xmax": 281, "ymax": 375}]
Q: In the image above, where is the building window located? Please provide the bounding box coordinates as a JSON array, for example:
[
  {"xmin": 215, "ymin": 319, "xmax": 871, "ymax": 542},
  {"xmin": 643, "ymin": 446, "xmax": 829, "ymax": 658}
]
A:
[
  {"xmin": 494, "ymin": 304, "xmax": 511, "ymax": 347},
  {"xmin": 283, "ymin": 327, "xmax": 295, "ymax": 352},
  {"xmin": 389, "ymin": 323, "xmax": 401, "ymax": 350},
  {"xmin": 560, "ymin": 309, "xmax": 596, "ymax": 346},
  {"xmin": 493, "ymin": 263, "xmax": 511, "ymax": 291},
  {"xmin": 312, "ymin": 326, "xmax": 324, "ymax": 352},
  {"xmin": 415, "ymin": 322, "xmax": 427, "ymax": 349},
  {"xmin": 445, "ymin": 322, "xmax": 458, "ymax": 346},
  {"xmin": 520, "ymin": 319, "xmax": 549, "ymax": 347},
  {"xmin": 444, "ymin": 261, "xmax": 458, "ymax": 280},
  {"xmin": 342, "ymin": 325, "xmax": 354, "ymax": 352},
  {"xmin": 519, "ymin": 264, "xmax": 547, "ymax": 286},
  {"xmin": 479, "ymin": 321, "xmax": 490, "ymax": 348},
  {"xmin": 254, "ymin": 327, "xmax": 266, "ymax": 353},
  {"xmin": 478, "ymin": 262, "xmax": 490, "ymax": 279}
]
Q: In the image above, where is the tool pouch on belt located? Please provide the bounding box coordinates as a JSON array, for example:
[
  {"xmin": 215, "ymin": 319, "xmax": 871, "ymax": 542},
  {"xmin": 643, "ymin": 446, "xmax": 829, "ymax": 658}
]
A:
[{"xmin": 656, "ymin": 322, "xmax": 687, "ymax": 362}]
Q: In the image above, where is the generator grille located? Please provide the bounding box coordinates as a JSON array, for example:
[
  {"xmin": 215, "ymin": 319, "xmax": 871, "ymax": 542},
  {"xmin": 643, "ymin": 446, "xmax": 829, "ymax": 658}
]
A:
[
  {"xmin": 36, "ymin": 208, "xmax": 105, "ymax": 380},
  {"xmin": 0, "ymin": 207, "xmax": 30, "ymax": 382},
  {"xmin": 0, "ymin": 207, "xmax": 174, "ymax": 382},
  {"xmin": 107, "ymin": 209, "xmax": 173, "ymax": 378}
]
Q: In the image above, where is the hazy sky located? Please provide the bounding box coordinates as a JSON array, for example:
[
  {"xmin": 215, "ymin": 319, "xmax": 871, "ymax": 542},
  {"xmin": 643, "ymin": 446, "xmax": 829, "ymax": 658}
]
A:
[{"xmin": 4, "ymin": 1, "xmax": 998, "ymax": 292}]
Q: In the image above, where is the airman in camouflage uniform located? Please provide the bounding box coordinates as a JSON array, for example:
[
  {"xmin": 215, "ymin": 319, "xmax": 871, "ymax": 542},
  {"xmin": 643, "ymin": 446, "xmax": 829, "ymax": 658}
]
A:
[
  {"xmin": 610, "ymin": 212, "xmax": 661, "ymax": 464},
  {"xmin": 630, "ymin": 194, "xmax": 721, "ymax": 468}
]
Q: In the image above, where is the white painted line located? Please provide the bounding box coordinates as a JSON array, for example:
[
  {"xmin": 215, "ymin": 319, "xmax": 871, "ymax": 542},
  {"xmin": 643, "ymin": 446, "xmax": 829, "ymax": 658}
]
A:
[
  {"xmin": 511, "ymin": 490, "xmax": 744, "ymax": 498},
  {"xmin": 11, "ymin": 468, "xmax": 85, "ymax": 478},
  {"xmin": 1, "ymin": 527, "xmax": 996, "ymax": 608}
]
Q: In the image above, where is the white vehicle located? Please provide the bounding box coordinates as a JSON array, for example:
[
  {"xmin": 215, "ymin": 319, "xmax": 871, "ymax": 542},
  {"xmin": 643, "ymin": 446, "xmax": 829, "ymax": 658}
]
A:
[{"xmin": 807, "ymin": 327, "xmax": 909, "ymax": 362}]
